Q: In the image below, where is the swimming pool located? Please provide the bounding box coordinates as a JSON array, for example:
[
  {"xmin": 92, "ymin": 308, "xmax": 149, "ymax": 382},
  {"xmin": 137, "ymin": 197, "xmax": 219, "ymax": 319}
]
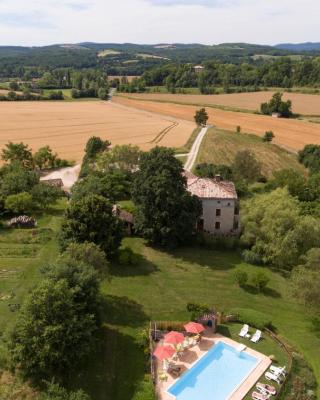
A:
[{"xmin": 167, "ymin": 341, "xmax": 259, "ymax": 400}]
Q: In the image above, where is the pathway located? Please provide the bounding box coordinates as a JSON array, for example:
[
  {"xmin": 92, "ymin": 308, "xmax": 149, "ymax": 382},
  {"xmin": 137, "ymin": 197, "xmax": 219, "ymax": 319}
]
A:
[{"xmin": 184, "ymin": 125, "xmax": 210, "ymax": 171}]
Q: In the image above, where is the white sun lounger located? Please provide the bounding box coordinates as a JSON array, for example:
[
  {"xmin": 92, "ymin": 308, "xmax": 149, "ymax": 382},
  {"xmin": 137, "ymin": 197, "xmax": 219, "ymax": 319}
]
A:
[
  {"xmin": 239, "ymin": 324, "xmax": 249, "ymax": 337},
  {"xmin": 251, "ymin": 391, "xmax": 269, "ymax": 400},
  {"xmin": 251, "ymin": 329, "xmax": 262, "ymax": 343},
  {"xmin": 270, "ymin": 365, "xmax": 286, "ymax": 377},
  {"xmin": 265, "ymin": 371, "xmax": 283, "ymax": 385}
]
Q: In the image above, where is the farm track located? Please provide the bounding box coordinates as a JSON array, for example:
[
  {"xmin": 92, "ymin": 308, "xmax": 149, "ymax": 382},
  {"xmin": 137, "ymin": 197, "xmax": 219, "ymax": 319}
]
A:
[{"xmin": 150, "ymin": 121, "xmax": 179, "ymax": 143}]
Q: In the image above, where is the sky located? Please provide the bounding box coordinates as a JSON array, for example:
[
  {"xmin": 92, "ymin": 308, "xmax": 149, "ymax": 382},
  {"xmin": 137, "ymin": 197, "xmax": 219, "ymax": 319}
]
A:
[{"xmin": 0, "ymin": 0, "xmax": 319, "ymax": 46}]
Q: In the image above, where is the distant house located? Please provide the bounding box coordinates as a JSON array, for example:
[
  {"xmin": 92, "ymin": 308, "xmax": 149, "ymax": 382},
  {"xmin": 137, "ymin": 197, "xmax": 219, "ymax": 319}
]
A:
[
  {"xmin": 271, "ymin": 112, "xmax": 281, "ymax": 118},
  {"xmin": 194, "ymin": 65, "xmax": 204, "ymax": 73},
  {"xmin": 185, "ymin": 172, "xmax": 240, "ymax": 235}
]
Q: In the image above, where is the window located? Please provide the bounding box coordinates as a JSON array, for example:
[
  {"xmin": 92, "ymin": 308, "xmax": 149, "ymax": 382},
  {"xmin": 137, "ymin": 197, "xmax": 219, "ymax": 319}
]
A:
[
  {"xmin": 227, "ymin": 202, "xmax": 231, "ymax": 206},
  {"xmin": 234, "ymin": 221, "xmax": 239, "ymax": 230},
  {"xmin": 216, "ymin": 209, "xmax": 221, "ymax": 217},
  {"xmin": 215, "ymin": 221, "xmax": 221, "ymax": 230}
]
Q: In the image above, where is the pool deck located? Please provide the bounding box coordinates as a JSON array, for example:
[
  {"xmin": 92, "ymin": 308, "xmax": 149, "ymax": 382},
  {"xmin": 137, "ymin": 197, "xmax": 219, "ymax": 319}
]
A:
[{"xmin": 155, "ymin": 330, "xmax": 271, "ymax": 400}]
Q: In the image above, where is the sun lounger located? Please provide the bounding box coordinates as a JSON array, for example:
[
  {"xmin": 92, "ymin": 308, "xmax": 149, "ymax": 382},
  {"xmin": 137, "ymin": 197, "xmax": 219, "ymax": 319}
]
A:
[
  {"xmin": 270, "ymin": 365, "xmax": 286, "ymax": 377},
  {"xmin": 239, "ymin": 324, "xmax": 249, "ymax": 337},
  {"xmin": 252, "ymin": 391, "xmax": 269, "ymax": 400},
  {"xmin": 251, "ymin": 329, "xmax": 262, "ymax": 343},
  {"xmin": 265, "ymin": 371, "xmax": 283, "ymax": 385},
  {"xmin": 256, "ymin": 382, "xmax": 277, "ymax": 396}
]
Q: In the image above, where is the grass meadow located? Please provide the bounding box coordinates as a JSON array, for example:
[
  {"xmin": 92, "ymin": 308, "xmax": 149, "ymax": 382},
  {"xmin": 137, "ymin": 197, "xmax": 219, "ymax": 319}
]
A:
[
  {"xmin": 0, "ymin": 205, "xmax": 319, "ymax": 399},
  {"xmin": 196, "ymin": 127, "xmax": 306, "ymax": 177}
]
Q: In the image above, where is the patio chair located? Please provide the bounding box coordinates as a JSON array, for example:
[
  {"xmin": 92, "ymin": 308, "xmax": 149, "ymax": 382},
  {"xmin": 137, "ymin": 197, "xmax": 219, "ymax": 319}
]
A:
[
  {"xmin": 256, "ymin": 382, "xmax": 277, "ymax": 396},
  {"xmin": 251, "ymin": 330, "xmax": 262, "ymax": 343},
  {"xmin": 239, "ymin": 324, "xmax": 249, "ymax": 337},
  {"xmin": 252, "ymin": 391, "xmax": 269, "ymax": 400},
  {"xmin": 265, "ymin": 371, "xmax": 283, "ymax": 385},
  {"xmin": 270, "ymin": 365, "xmax": 286, "ymax": 378}
]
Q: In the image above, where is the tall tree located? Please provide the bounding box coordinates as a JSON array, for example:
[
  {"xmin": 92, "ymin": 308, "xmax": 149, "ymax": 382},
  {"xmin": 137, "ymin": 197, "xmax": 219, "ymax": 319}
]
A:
[
  {"xmin": 9, "ymin": 275, "xmax": 99, "ymax": 384},
  {"xmin": 60, "ymin": 194, "xmax": 123, "ymax": 256},
  {"xmin": 1, "ymin": 142, "xmax": 33, "ymax": 168},
  {"xmin": 194, "ymin": 108, "xmax": 209, "ymax": 126},
  {"xmin": 132, "ymin": 147, "xmax": 202, "ymax": 247}
]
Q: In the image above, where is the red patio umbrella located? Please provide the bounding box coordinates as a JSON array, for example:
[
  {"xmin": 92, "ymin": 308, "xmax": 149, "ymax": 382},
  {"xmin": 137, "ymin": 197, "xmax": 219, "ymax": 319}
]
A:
[
  {"xmin": 164, "ymin": 331, "xmax": 185, "ymax": 345},
  {"xmin": 153, "ymin": 345, "xmax": 175, "ymax": 361},
  {"xmin": 184, "ymin": 322, "xmax": 205, "ymax": 334}
]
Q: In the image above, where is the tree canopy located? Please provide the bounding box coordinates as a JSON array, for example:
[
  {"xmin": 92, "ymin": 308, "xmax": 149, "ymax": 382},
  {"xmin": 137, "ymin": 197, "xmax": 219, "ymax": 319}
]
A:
[
  {"xmin": 132, "ymin": 147, "xmax": 202, "ymax": 247},
  {"xmin": 260, "ymin": 92, "xmax": 292, "ymax": 118},
  {"xmin": 60, "ymin": 194, "xmax": 123, "ymax": 256},
  {"xmin": 241, "ymin": 188, "xmax": 320, "ymax": 268}
]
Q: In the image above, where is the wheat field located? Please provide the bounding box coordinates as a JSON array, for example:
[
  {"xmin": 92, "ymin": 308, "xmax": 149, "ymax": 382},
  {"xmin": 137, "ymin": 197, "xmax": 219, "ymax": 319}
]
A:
[
  {"xmin": 0, "ymin": 100, "xmax": 194, "ymax": 162},
  {"xmin": 116, "ymin": 92, "xmax": 320, "ymax": 116},
  {"xmin": 114, "ymin": 97, "xmax": 320, "ymax": 151}
]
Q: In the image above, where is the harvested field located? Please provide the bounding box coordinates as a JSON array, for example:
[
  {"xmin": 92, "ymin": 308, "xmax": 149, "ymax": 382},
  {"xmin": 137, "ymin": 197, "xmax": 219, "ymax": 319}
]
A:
[
  {"xmin": 197, "ymin": 127, "xmax": 306, "ymax": 177},
  {"xmin": 0, "ymin": 101, "xmax": 194, "ymax": 162},
  {"xmin": 114, "ymin": 97, "xmax": 320, "ymax": 151},
  {"xmin": 117, "ymin": 91, "xmax": 320, "ymax": 116}
]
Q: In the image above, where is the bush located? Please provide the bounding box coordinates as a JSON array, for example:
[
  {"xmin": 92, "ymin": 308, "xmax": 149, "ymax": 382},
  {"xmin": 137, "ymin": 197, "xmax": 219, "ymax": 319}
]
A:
[
  {"xmin": 251, "ymin": 270, "xmax": 270, "ymax": 292},
  {"xmin": 230, "ymin": 308, "xmax": 272, "ymax": 330},
  {"xmin": 118, "ymin": 246, "xmax": 140, "ymax": 265},
  {"xmin": 231, "ymin": 267, "xmax": 248, "ymax": 287},
  {"xmin": 5, "ymin": 192, "xmax": 33, "ymax": 214},
  {"xmin": 131, "ymin": 376, "xmax": 155, "ymax": 400},
  {"xmin": 263, "ymin": 131, "xmax": 275, "ymax": 142},
  {"xmin": 186, "ymin": 302, "xmax": 210, "ymax": 321}
]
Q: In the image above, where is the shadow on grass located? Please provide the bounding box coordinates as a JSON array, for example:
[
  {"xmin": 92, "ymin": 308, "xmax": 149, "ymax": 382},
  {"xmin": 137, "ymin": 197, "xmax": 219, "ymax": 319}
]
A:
[
  {"xmin": 241, "ymin": 284, "xmax": 282, "ymax": 298},
  {"xmin": 101, "ymin": 295, "xmax": 148, "ymax": 327},
  {"xmin": 68, "ymin": 326, "xmax": 146, "ymax": 400},
  {"xmin": 163, "ymin": 245, "xmax": 239, "ymax": 270},
  {"xmin": 110, "ymin": 253, "xmax": 159, "ymax": 277}
]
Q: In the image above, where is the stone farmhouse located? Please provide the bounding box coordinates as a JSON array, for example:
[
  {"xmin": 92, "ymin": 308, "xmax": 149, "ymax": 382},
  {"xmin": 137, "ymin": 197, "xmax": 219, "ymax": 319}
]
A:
[{"xmin": 185, "ymin": 171, "xmax": 240, "ymax": 235}]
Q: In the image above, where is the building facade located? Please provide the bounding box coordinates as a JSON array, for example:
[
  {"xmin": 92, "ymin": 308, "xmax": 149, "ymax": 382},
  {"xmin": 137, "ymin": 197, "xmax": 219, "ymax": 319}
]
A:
[{"xmin": 185, "ymin": 172, "xmax": 240, "ymax": 235}]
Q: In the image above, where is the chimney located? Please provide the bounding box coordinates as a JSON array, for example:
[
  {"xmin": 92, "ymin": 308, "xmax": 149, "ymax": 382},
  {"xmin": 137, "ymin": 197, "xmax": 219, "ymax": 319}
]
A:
[{"xmin": 214, "ymin": 174, "xmax": 222, "ymax": 182}]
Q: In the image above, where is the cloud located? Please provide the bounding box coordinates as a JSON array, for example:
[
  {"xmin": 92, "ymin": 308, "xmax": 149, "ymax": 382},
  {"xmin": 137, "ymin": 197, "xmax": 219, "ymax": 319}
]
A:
[
  {"xmin": 0, "ymin": 11, "xmax": 55, "ymax": 28},
  {"xmin": 148, "ymin": 0, "xmax": 233, "ymax": 7}
]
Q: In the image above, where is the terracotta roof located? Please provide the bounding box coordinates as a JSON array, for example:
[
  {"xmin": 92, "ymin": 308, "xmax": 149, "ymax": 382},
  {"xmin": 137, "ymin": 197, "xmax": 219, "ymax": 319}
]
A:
[
  {"xmin": 187, "ymin": 177, "xmax": 237, "ymax": 199},
  {"xmin": 113, "ymin": 205, "xmax": 134, "ymax": 224}
]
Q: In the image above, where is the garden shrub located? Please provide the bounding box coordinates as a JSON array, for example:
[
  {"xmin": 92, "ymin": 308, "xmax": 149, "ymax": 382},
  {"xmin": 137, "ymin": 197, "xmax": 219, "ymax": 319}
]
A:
[
  {"xmin": 230, "ymin": 308, "xmax": 272, "ymax": 330},
  {"xmin": 242, "ymin": 249, "xmax": 263, "ymax": 265},
  {"xmin": 231, "ymin": 267, "xmax": 248, "ymax": 287},
  {"xmin": 251, "ymin": 270, "xmax": 270, "ymax": 292}
]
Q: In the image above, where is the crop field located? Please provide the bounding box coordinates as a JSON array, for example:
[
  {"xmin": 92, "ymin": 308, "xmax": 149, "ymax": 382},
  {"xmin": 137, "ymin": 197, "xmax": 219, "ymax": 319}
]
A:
[
  {"xmin": 0, "ymin": 101, "xmax": 194, "ymax": 162},
  {"xmin": 114, "ymin": 97, "xmax": 320, "ymax": 151},
  {"xmin": 196, "ymin": 127, "xmax": 306, "ymax": 177},
  {"xmin": 116, "ymin": 91, "xmax": 320, "ymax": 116}
]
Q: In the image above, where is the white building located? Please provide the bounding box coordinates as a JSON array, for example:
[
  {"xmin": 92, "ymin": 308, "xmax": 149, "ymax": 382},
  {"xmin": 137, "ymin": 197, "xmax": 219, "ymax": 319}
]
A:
[{"xmin": 185, "ymin": 172, "xmax": 240, "ymax": 235}]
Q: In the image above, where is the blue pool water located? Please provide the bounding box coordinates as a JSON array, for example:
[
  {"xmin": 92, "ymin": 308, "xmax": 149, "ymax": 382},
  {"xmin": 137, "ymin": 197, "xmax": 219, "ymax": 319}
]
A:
[{"xmin": 167, "ymin": 342, "xmax": 259, "ymax": 400}]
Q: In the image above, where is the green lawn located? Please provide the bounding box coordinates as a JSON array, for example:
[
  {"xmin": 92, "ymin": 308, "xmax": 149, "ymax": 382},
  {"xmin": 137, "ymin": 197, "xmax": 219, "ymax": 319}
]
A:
[
  {"xmin": 196, "ymin": 127, "xmax": 306, "ymax": 178},
  {"xmin": 1, "ymin": 226, "xmax": 319, "ymax": 399}
]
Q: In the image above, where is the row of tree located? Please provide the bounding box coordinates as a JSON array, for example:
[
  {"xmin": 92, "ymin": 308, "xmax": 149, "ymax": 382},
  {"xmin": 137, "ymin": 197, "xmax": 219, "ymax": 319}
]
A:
[{"xmin": 142, "ymin": 57, "xmax": 320, "ymax": 92}]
